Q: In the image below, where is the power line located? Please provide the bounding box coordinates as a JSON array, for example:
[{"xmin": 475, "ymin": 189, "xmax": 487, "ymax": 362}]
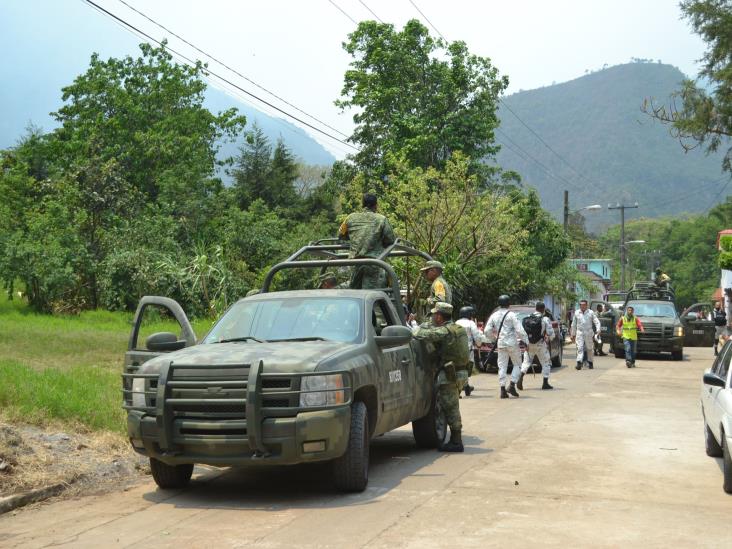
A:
[
  {"xmin": 81, "ymin": 0, "xmax": 359, "ymax": 151},
  {"xmin": 328, "ymin": 0, "xmax": 358, "ymax": 25},
  {"xmin": 708, "ymin": 179, "xmax": 732, "ymax": 210},
  {"xmin": 115, "ymin": 0, "xmax": 349, "ymax": 139},
  {"xmin": 358, "ymin": 0, "xmax": 384, "ymax": 23},
  {"xmin": 407, "ymin": 0, "xmax": 447, "ymax": 42}
]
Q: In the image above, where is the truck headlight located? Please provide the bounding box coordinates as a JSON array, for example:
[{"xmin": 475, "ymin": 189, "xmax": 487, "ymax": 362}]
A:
[
  {"xmin": 132, "ymin": 378, "xmax": 147, "ymax": 407},
  {"xmin": 300, "ymin": 374, "xmax": 345, "ymax": 408},
  {"xmin": 675, "ymin": 326, "xmax": 684, "ymax": 337}
]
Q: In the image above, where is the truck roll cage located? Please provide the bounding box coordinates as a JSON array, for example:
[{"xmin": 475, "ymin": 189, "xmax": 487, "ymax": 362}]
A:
[{"xmin": 261, "ymin": 238, "xmax": 433, "ymax": 325}]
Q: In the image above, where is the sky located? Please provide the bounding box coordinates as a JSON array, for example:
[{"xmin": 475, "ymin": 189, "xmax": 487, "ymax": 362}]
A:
[{"xmin": 2, "ymin": 0, "xmax": 708, "ymax": 158}]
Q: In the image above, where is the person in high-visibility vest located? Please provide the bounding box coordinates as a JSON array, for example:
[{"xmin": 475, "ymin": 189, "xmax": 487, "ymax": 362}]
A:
[{"xmin": 616, "ymin": 306, "xmax": 645, "ymax": 368}]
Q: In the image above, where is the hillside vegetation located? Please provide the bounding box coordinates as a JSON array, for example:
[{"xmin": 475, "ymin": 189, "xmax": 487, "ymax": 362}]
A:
[{"xmin": 498, "ymin": 62, "xmax": 728, "ymax": 231}]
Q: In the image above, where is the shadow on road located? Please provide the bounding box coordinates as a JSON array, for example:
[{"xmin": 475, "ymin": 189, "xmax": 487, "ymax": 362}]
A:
[{"xmin": 141, "ymin": 429, "xmax": 490, "ymax": 510}]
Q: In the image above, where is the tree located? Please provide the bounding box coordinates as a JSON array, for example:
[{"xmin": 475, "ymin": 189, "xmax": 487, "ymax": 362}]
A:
[
  {"xmin": 232, "ymin": 125, "xmax": 273, "ymax": 209},
  {"xmin": 643, "ymin": 0, "xmax": 732, "ymax": 172},
  {"xmin": 336, "ymin": 19, "xmax": 508, "ymax": 179}
]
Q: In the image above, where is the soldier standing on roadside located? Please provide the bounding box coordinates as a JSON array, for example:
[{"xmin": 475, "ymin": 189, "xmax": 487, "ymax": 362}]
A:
[
  {"xmin": 571, "ymin": 299, "xmax": 600, "ymax": 370},
  {"xmin": 421, "ymin": 260, "xmax": 452, "ymax": 305},
  {"xmin": 338, "ymin": 193, "xmax": 396, "ymax": 289},
  {"xmin": 412, "ymin": 302, "xmax": 469, "ymax": 452}
]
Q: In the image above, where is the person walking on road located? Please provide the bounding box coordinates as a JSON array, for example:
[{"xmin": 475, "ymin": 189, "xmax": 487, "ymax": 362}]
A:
[
  {"xmin": 484, "ymin": 295, "xmax": 528, "ymax": 399},
  {"xmin": 518, "ymin": 302, "xmax": 556, "ymax": 390},
  {"xmin": 412, "ymin": 302, "xmax": 470, "ymax": 452},
  {"xmin": 338, "ymin": 193, "xmax": 396, "ymax": 289},
  {"xmin": 571, "ymin": 299, "xmax": 600, "ymax": 370},
  {"xmin": 456, "ymin": 305, "xmax": 483, "ymax": 397},
  {"xmin": 616, "ymin": 305, "xmax": 645, "ymax": 368},
  {"xmin": 712, "ymin": 301, "xmax": 727, "ymax": 356}
]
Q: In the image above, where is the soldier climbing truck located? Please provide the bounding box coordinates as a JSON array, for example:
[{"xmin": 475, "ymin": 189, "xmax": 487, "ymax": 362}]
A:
[{"xmin": 122, "ymin": 239, "xmax": 447, "ymax": 492}]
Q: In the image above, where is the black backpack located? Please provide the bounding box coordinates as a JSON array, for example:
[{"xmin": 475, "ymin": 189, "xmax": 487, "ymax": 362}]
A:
[
  {"xmin": 714, "ymin": 308, "xmax": 727, "ymax": 327},
  {"xmin": 522, "ymin": 313, "xmax": 544, "ymax": 344}
]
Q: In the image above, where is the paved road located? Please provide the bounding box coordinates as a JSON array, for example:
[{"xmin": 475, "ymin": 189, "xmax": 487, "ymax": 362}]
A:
[{"xmin": 1, "ymin": 347, "xmax": 729, "ymax": 548}]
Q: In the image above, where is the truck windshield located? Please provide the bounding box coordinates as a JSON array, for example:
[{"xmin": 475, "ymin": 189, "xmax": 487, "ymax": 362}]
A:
[
  {"xmin": 204, "ymin": 297, "xmax": 363, "ymax": 344},
  {"xmin": 627, "ymin": 302, "xmax": 677, "ymax": 318}
]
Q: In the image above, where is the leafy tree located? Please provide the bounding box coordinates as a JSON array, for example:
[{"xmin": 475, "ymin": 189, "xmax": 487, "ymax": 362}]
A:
[
  {"xmin": 336, "ymin": 19, "xmax": 508, "ymax": 179},
  {"xmin": 644, "ymin": 0, "xmax": 732, "ymax": 171}
]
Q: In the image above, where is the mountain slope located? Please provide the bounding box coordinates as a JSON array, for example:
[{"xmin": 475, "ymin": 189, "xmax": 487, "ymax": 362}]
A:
[{"xmin": 497, "ymin": 62, "xmax": 727, "ymax": 231}]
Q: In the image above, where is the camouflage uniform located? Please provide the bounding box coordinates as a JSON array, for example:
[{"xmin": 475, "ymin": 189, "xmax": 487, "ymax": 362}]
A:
[
  {"xmin": 412, "ymin": 316, "xmax": 470, "ymax": 433},
  {"xmin": 338, "ymin": 208, "xmax": 396, "ymax": 289}
]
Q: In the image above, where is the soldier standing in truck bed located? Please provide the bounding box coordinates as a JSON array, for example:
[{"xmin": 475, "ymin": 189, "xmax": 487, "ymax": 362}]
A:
[
  {"xmin": 338, "ymin": 193, "xmax": 396, "ymax": 289},
  {"xmin": 421, "ymin": 260, "xmax": 452, "ymax": 305}
]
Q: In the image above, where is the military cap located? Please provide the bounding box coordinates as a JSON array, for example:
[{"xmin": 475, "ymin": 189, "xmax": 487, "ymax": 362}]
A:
[
  {"xmin": 318, "ymin": 271, "xmax": 337, "ymax": 283},
  {"xmin": 431, "ymin": 302, "xmax": 453, "ymax": 315},
  {"xmin": 420, "ymin": 260, "xmax": 444, "ymax": 272}
]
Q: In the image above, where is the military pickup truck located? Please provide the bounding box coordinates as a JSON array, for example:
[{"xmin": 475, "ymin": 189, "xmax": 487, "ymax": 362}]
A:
[
  {"xmin": 612, "ymin": 283, "xmax": 684, "ymax": 361},
  {"xmin": 122, "ymin": 239, "xmax": 446, "ymax": 492}
]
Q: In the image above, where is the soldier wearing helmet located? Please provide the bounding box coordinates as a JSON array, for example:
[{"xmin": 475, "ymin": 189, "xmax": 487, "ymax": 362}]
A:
[
  {"xmin": 455, "ymin": 305, "xmax": 483, "ymax": 397},
  {"xmin": 412, "ymin": 302, "xmax": 470, "ymax": 452},
  {"xmin": 483, "ymin": 294, "xmax": 528, "ymax": 399}
]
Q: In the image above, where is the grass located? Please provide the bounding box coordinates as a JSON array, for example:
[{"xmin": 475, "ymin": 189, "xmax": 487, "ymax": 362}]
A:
[{"xmin": 0, "ymin": 296, "xmax": 215, "ymax": 433}]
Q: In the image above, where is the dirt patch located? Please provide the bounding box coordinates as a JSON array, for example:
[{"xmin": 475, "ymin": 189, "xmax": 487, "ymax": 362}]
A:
[{"xmin": 0, "ymin": 421, "xmax": 148, "ymax": 500}]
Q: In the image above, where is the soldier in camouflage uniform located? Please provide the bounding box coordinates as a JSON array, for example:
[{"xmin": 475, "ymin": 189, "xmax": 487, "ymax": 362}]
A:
[
  {"xmin": 412, "ymin": 302, "xmax": 469, "ymax": 452},
  {"xmin": 420, "ymin": 260, "xmax": 452, "ymax": 305},
  {"xmin": 338, "ymin": 193, "xmax": 396, "ymax": 289}
]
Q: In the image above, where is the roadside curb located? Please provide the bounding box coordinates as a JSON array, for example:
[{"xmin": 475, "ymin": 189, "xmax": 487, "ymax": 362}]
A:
[{"xmin": 0, "ymin": 482, "xmax": 69, "ymax": 515}]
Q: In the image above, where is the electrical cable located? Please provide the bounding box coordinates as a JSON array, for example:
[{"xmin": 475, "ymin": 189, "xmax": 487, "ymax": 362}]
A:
[
  {"xmin": 358, "ymin": 0, "xmax": 384, "ymax": 23},
  {"xmin": 116, "ymin": 0, "xmax": 351, "ymax": 140},
  {"xmin": 407, "ymin": 0, "xmax": 447, "ymax": 42},
  {"xmin": 328, "ymin": 0, "xmax": 358, "ymax": 25},
  {"xmin": 82, "ymin": 0, "xmax": 360, "ymax": 151}
]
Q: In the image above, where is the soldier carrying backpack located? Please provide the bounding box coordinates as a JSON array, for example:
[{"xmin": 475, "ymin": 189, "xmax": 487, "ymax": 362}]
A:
[{"xmin": 518, "ymin": 302, "xmax": 556, "ymax": 391}]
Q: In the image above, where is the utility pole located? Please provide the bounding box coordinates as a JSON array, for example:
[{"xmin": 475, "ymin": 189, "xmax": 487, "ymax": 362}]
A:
[
  {"xmin": 608, "ymin": 202, "xmax": 639, "ymax": 291},
  {"xmin": 563, "ymin": 190, "xmax": 569, "ymax": 232}
]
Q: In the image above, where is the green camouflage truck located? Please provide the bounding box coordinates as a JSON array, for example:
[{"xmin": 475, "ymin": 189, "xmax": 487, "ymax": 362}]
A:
[{"xmin": 122, "ymin": 240, "xmax": 446, "ymax": 492}]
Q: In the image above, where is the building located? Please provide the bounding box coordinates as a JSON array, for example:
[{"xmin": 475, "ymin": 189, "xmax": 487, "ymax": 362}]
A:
[{"xmin": 570, "ymin": 258, "xmax": 613, "ymax": 302}]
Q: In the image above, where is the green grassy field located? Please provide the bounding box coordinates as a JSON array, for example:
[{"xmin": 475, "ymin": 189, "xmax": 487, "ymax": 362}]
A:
[{"xmin": 0, "ymin": 297, "xmax": 215, "ymax": 433}]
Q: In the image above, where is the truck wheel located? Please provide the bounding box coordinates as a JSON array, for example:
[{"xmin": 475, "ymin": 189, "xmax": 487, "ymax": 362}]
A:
[
  {"xmin": 551, "ymin": 344, "xmax": 563, "ymax": 368},
  {"xmin": 333, "ymin": 401, "xmax": 369, "ymax": 492},
  {"xmin": 672, "ymin": 349, "xmax": 683, "ymax": 361},
  {"xmin": 412, "ymin": 381, "xmax": 448, "ymax": 449},
  {"xmin": 149, "ymin": 458, "xmax": 193, "ymax": 489},
  {"xmin": 705, "ymin": 421, "xmax": 723, "ymax": 457}
]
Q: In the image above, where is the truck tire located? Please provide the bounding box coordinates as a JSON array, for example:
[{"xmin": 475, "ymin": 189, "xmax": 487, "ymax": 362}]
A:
[
  {"xmin": 149, "ymin": 458, "xmax": 193, "ymax": 489},
  {"xmin": 672, "ymin": 349, "xmax": 683, "ymax": 361},
  {"xmin": 551, "ymin": 344, "xmax": 563, "ymax": 369},
  {"xmin": 705, "ymin": 421, "xmax": 723, "ymax": 457},
  {"xmin": 333, "ymin": 401, "xmax": 369, "ymax": 492},
  {"xmin": 412, "ymin": 381, "xmax": 448, "ymax": 449}
]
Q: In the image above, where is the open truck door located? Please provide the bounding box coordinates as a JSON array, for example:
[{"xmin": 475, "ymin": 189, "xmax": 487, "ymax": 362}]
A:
[
  {"xmin": 124, "ymin": 296, "xmax": 197, "ymax": 374},
  {"xmin": 681, "ymin": 303, "xmax": 716, "ymax": 347}
]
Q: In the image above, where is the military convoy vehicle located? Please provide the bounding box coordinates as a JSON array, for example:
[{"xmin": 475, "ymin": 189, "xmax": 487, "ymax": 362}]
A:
[
  {"xmin": 680, "ymin": 302, "xmax": 717, "ymax": 347},
  {"xmin": 122, "ymin": 239, "xmax": 447, "ymax": 492},
  {"xmin": 612, "ymin": 283, "xmax": 684, "ymax": 361}
]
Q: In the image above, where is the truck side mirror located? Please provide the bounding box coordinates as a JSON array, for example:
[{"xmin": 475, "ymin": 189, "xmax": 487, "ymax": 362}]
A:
[{"xmin": 375, "ymin": 325, "xmax": 413, "ymax": 348}]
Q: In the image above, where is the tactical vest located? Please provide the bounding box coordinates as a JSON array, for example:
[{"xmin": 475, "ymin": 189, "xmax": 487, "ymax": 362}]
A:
[
  {"xmin": 621, "ymin": 316, "xmax": 638, "ymax": 341},
  {"xmin": 442, "ymin": 322, "xmax": 470, "ymax": 369}
]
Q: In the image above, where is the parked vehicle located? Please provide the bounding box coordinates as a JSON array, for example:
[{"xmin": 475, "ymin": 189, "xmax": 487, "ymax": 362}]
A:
[
  {"xmin": 592, "ymin": 300, "xmax": 621, "ymax": 351},
  {"xmin": 681, "ymin": 303, "xmax": 717, "ymax": 347},
  {"xmin": 700, "ymin": 339, "xmax": 732, "ymax": 493},
  {"xmin": 478, "ymin": 304, "xmax": 564, "ymax": 372},
  {"xmin": 122, "ymin": 239, "xmax": 446, "ymax": 493}
]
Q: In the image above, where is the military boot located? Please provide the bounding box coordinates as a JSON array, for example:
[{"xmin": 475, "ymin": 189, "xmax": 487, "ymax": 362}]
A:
[
  {"xmin": 517, "ymin": 372, "xmax": 524, "ymax": 391},
  {"xmin": 542, "ymin": 378, "xmax": 553, "ymax": 390},
  {"xmin": 508, "ymin": 382, "xmax": 520, "ymax": 397},
  {"xmin": 588, "ymin": 362, "xmax": 594, "ymax": 370},
  {"xmin": 464, "ymin": 383, "xmax": 474, "ymax": 397},
  {"xmin": 575, "ymin": 361, "xmax": 583, "ymax": 370},
  {"xmin": 440, "ymin": 430, "xmax": 464, "ymax": 452},
  {"xmin": 500, "ymin": 386, "xmax": 509, "ymax": 399}
]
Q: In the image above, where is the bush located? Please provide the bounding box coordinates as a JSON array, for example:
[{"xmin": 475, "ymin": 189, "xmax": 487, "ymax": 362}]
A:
[
  {"xmin": 719, "ymin": 250, "xmax": 732, "ymax": 270},
  {"xmin": 720, "ymin": 234, "xmax": 732, "ymax": 252}
]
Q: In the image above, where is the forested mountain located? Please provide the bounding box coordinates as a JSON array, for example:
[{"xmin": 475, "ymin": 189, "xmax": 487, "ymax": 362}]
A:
[
  {"xmin": 497, "ymin": 62, "xmax": 728, "ymax": 232},
  {"xmin": 0, "ymin": 0, "xmax": 334, "ymax": 165}
]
